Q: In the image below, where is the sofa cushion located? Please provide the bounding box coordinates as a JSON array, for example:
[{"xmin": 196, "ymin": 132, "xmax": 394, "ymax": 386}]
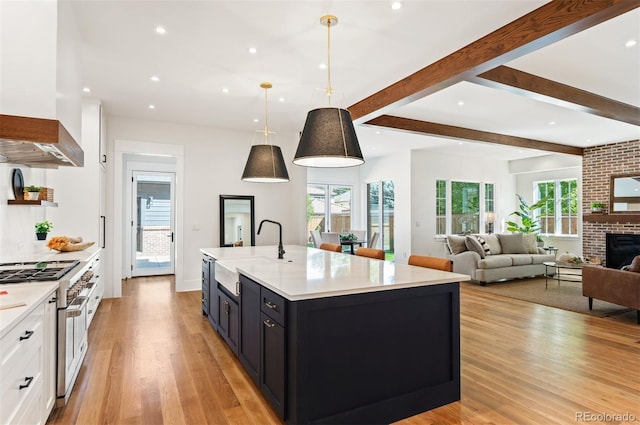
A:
[
  {"xmin": 531, "ymin": 254, "xmax": 557, "ymax": 264},
  {"xmin": 497, "ymin": 233, "xmax": 527, "ymax": 254},
  {"xmin": 510, "ymin": 254, "xmax": 533, "ymax": 266},
  {"xmin": 465, "ymin": 235, "xmax": 490, "ymax": 258},
  {"xmin": 477, "ymin": 255, "xmax": 513, "ymax": 269},
  {"xmin": 446, "ymin": 235, "xmax": 467, "ymax": 254},
  {"xmin": 522, "ymin": 234, "xmax": 539, "ymax": 254},
  {"xmin": 482, "ymin": 234, "xmax": 502, "ymax": 255}
]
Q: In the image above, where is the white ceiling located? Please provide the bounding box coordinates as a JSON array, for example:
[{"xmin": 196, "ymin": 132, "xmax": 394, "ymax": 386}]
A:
[{"xmin": 74, "ymin": 1, "xmax": 640, "ymax": 161}]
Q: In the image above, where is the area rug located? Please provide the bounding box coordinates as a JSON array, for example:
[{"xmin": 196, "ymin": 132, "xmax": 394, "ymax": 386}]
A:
[{"xmin": 462, "ymin": 277, "xmax": 632, "ymax": 318}]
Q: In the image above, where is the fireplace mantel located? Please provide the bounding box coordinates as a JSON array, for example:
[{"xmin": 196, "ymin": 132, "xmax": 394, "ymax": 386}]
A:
[{"xmin": 583, "ymin": 214, "xmax": 640, "ymax": 224}]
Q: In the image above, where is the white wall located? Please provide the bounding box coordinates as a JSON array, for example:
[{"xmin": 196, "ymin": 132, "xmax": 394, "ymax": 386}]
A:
[
  {"xmin": 513, "ymin": 155, "xmax": 582, "ymax": 256},
  {"xmin": 410, "ymin": 150, "xmax": 516, "ymax": 259},
  {"xmin": 106, "ymin": 116, "xmax": 306, "ymax": 294},
  {"xmin": 0, "ymin": 165, "xmax": 49, "ymax": 259}
]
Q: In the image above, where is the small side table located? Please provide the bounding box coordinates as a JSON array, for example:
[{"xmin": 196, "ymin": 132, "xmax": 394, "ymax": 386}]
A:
[{"xmin": 543, "ymin": 246, "xmax": 558, "ymax": 258}]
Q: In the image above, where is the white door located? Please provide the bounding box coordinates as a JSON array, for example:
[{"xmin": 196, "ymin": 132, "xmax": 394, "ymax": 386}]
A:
[{"xmin": 131, "ymin": 171, "xmax": 175, "ymax": 276}]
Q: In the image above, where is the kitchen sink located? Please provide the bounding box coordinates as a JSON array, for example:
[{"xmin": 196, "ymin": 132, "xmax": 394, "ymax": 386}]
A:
[{"xmin": 215, "ymin": 257, "xmax": 275, "ymax": 295}]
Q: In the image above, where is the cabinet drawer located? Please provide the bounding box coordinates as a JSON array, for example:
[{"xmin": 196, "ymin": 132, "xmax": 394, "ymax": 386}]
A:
[
  {"xmin": 260, "ymin": 287, "xmax": 286, "ymax": 326},
  {"xmin": 0, "ymin": 344, "xmax": 43, "ymax": 424},
  {"xmin": 0, "ymin": 303, "xmax": 44, "ymax": 371}
]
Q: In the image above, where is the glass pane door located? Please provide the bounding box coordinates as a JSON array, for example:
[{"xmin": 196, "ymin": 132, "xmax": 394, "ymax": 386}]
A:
[
  {"xmin": 329, "ymin": 186, "xmax": 352, "ymax": 234},
  {"xmin": 367, "ymin": 181, "xmax": 394, "ymax": 260},
  {"xmin": 132, "ymin": 171, "xmax": 175, "ymax": 276}
]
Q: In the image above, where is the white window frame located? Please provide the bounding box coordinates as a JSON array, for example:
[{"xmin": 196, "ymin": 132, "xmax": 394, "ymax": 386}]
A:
[
  {"xmin": 533, "ymin": 178, "xmax": 578, "ymax": 237},
  {"xmin": 435, "ymin": 179, "xmax": 495, "ymax": 237}
]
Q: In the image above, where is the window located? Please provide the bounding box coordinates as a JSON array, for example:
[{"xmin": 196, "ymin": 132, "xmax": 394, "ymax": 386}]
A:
[
  {"xmin": 367, "ymin": 180, "xmax": 394, "ymax": 260},
  {"xmin": 435, "ymin": 180, "xmax": 494, "ymax": 236},
  {"xmin": 534, "ymin": 179, "xmax": 578, "ymax": 236},
  {"xmin": 307, "ymin": 184, "xmax": 352, "ymax": 244}
]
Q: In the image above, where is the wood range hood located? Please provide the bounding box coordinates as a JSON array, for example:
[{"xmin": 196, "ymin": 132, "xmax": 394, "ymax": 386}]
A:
[{"xmin": 0, "ymin": 114, "xmax": 84, "ymax": 168}]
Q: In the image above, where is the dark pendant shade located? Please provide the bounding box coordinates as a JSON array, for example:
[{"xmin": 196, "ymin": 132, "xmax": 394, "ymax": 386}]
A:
[
  {"xmin": 293, "ymin": 107, "xmax": 364, "ymax": 167},
  {"xmin": 241, "ymin": 144, "xmax": 290, "ymax": 183}
]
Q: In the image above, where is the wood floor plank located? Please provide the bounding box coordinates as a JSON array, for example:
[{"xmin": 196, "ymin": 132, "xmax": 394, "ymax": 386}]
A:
[{"xmin": 47, "ymin": 275, "xmax": 640, "ymax": 425}]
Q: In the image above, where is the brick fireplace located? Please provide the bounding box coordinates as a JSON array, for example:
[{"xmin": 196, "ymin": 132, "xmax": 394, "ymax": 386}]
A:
[{"xmin": 582, "ymin": 140, "xmax": 640, "ymax": 266}]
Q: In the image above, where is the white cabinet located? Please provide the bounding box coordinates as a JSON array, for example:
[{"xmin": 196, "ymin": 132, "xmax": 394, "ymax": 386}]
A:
[
  {"xmin": 0, "ymin": 288, "xmax": 57, "ymax": 425},
  {"xmin": 47, "ymin": 100, "xmax": 105, "ymax": 247},
  {"xmin": 86, "ymin": 252, "xmax": 104, "ymax": 328}
]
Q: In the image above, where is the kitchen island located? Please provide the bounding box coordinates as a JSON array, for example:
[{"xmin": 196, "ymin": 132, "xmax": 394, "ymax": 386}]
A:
[{"xmin": 201, "ymin": 245, "xmax": 469, "ymax": 424}]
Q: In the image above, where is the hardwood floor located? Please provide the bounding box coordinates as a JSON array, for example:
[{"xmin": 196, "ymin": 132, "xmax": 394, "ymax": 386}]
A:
[{"xmin": 48, "ymin": 276, "xmax": 640, "ymax": 425}]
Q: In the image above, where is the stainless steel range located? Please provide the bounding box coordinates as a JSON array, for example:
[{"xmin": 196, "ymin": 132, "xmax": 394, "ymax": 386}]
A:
[
  {"xmin": 0, "ymin": 258, "xmax": 99, "ymax": 406},
  {"xmin": 0, "ymin": 260, "xmax": 80, "ymax": 283}
]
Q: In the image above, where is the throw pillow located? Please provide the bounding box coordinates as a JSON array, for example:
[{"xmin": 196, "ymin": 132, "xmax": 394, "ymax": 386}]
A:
[
  {"xmin": 465, "ymin": 235, "xmax": 491, "ymax": 258},
  {"xmin": 446, "ymin": 235, "xmax": 467, "ymax": 255},
  {"xmin": 522, "ymin": 234, "xmax": 538, "ymax": 254},
  {"xmin": 629, "ymin": 255, "xmax": 640, "ymax": 273},
  {"xmin": 482, "ymin": 234, "xmax": 502, "ymax": 255},
  {"xmin": 497, "ymin": 233, "xmax": 527, "ymax": 254}
]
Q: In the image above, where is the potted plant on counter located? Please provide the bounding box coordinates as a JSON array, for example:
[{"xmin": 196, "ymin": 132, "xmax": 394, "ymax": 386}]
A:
[
  {"xmin": 25, "ymin": 185, "xmax": 42, "ymax": 200},
  {"xmin": 590, "ymin": 202, "xmax": 605, "ymax": 213},
  {"xmin": 35, "ymin": 220, "xmax": 53, "ymax": 240}
]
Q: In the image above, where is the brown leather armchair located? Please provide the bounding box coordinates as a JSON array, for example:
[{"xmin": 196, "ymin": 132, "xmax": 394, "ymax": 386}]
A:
[{"xmin": 582, "ymin": 265, "xmax": 640, "ymax": 324}]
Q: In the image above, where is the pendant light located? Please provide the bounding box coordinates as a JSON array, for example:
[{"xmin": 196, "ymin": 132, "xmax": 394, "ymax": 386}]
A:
[
  {"xmin": 241, "ymin": 82, "xmax": 290, "ymax": 182},
  {"xmin": 293, "ymin": 15, "xmax": 364, "ymax": 168}
]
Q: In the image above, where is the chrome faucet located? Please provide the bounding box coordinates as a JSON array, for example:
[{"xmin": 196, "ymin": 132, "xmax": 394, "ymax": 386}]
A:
[{"xmin": 257, "ymin": 219, "xmax": 285, "ymax": 259}]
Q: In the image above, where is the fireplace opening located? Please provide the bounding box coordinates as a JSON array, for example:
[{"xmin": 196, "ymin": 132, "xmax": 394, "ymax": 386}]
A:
[{"xmin": 606, "ymin": 233, "xmax": 640, "ymax": 269}]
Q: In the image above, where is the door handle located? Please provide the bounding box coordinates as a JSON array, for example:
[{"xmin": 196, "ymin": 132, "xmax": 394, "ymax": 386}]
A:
[{"xmin": 168, "ymin": 232, "xmax": 174, "ymax": 242}]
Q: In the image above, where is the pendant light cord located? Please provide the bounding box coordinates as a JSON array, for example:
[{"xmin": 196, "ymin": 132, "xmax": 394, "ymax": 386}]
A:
[
  {"xmin": 263, "ymin": 85, "xmax": 269, "ymax": 143},
  {"xmin": 326, "ymin": 18, "xmax": 332, "ymax": 105}
]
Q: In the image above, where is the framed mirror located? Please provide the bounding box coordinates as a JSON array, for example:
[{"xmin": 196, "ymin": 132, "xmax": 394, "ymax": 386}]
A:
[
  {"xmin": 220, "ymin": 195, "xmax": 255, "ymax": 247},
  {"xmin": 610, "ymin": 174, "xmax": 640, "ymax": 213}
]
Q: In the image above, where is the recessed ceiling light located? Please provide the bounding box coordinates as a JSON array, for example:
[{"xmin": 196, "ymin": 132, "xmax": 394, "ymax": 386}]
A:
[
  {"xmin": 155, "ymin": 26, "xmax": 166, "ymax": 35},
  {"xmin": 319, "ymin": 63, "xmax": 327, "ymax": 70},
  {"xmin": 249, "ymin": 47, "xmax": 257, "ymax": 54},
  {"xmin": 222, "ymin": 88, "xmax": 229, "ymax": 94},
  {"xmin": 548, "ymin": 121, "xmax": 556, "ymax": 125},
  {"xmin": 458, "ymin": 142, "xmax": 463, "ymax": 145},
  {"xmin": 82, "ymin": 87, "xmax": 91, "ymax": 93},
  {"xmin": 148, "ymin": 104, "xmax": 156, "ymax": 110},
  {"xmin": 586, "ymin": 138, "xmax": 592, "ymax": 143},
  {"xmin": 278, "ymin": 97, "xmax": 285, "ymax": 102},
  {"xmin": 150, "ymin": 75, "xmax": 160, "ymax": 82},
  {"xmin": 457, "ymin": 100, "xmax": 464, "ymax": 106},
  {"xmin": 253, "ymin": 118, "xmax": 259, "ymax": 123},
  {"xmin": 391, "ymin": 2, "xmax": 403, "ymax": 10},
  {"xmin": 375, "ymin": 131, "xmax": 381, "ymax": 135},
  {"xmin": 625, "ymin": 39, "xmax": 637, "ymax": 47}
]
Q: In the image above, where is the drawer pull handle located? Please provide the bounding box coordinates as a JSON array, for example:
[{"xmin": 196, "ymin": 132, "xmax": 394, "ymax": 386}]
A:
[
  {"xmin": 19, "ymin": 330, "xmax": 34, "ymax": 341},
  {"xmin": 263, "ymin": 320, "xmax": 275, "ymax": 328},
  {"xmin": 264, "ymin": 301, "xmax": 277, "ymax": 310},
  {"xmin": 48, "ymin": 297, "xmax": 57, "ymax": 304},
  {"xmin": 19, "ymin": 376, "xmax": 34, "ymax": 390}
]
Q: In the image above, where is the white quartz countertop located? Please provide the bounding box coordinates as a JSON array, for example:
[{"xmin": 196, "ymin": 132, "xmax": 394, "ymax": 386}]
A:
[
  {"xmin": 0, "ymin": 281, "xmax": 58, "ymax": 339},
  {"xmin": 201, "ymin": 245, "xmax": 470, "ymax": 301},
  {"xmin": 2, "ymin": 245, "xmax": 101, "ymax": 264}
]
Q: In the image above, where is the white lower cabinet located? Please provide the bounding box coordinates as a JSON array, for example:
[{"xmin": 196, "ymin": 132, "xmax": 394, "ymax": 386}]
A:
[
  {"xmin": 0, "ymin": 288, "xmax": 57, "ymax": 425},
  {"xmin": 87, "ymin": 252, "xmax": 104, "ymax": 328}
]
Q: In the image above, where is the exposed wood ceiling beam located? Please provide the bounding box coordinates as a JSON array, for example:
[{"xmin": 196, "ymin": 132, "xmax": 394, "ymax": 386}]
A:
[
  {"xmin": 366, "ymin": 115, "xmax": 585, "ymax": 156},
  {"xmin": 469, "ymin": 66, "xmax": 640, "ymax": 126},
  {"xmin": 348, "ymin": 1, "xmax": 640, "ymax": 124}
]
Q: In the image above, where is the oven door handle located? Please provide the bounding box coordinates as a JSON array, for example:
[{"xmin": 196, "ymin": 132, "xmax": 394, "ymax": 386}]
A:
[{"xmin": 65, "ymin": 296, "xmax": 89, "ymax": 318}]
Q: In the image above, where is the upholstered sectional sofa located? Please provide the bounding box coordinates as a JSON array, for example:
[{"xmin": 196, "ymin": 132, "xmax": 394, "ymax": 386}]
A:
[{"xmin": 445, "ymin": 233, "xmax": 556, "ymax": 285}]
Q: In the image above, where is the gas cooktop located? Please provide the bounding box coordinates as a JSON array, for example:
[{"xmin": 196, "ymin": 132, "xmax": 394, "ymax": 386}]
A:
[{"xmin": 0, "ymin": 260, "xmax": 80, "ymax": 283}]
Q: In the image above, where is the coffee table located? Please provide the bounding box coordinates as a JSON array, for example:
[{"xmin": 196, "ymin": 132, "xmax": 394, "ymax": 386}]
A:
[{"xmin": 543, "ymin": 261, "xmax": 590, "ymax": 289}]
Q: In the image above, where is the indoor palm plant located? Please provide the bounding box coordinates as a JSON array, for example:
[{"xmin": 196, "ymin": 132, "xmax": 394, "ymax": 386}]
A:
[{"xmin": 506, "ymin": 194, "xmax": 547, "ymax": 235}]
